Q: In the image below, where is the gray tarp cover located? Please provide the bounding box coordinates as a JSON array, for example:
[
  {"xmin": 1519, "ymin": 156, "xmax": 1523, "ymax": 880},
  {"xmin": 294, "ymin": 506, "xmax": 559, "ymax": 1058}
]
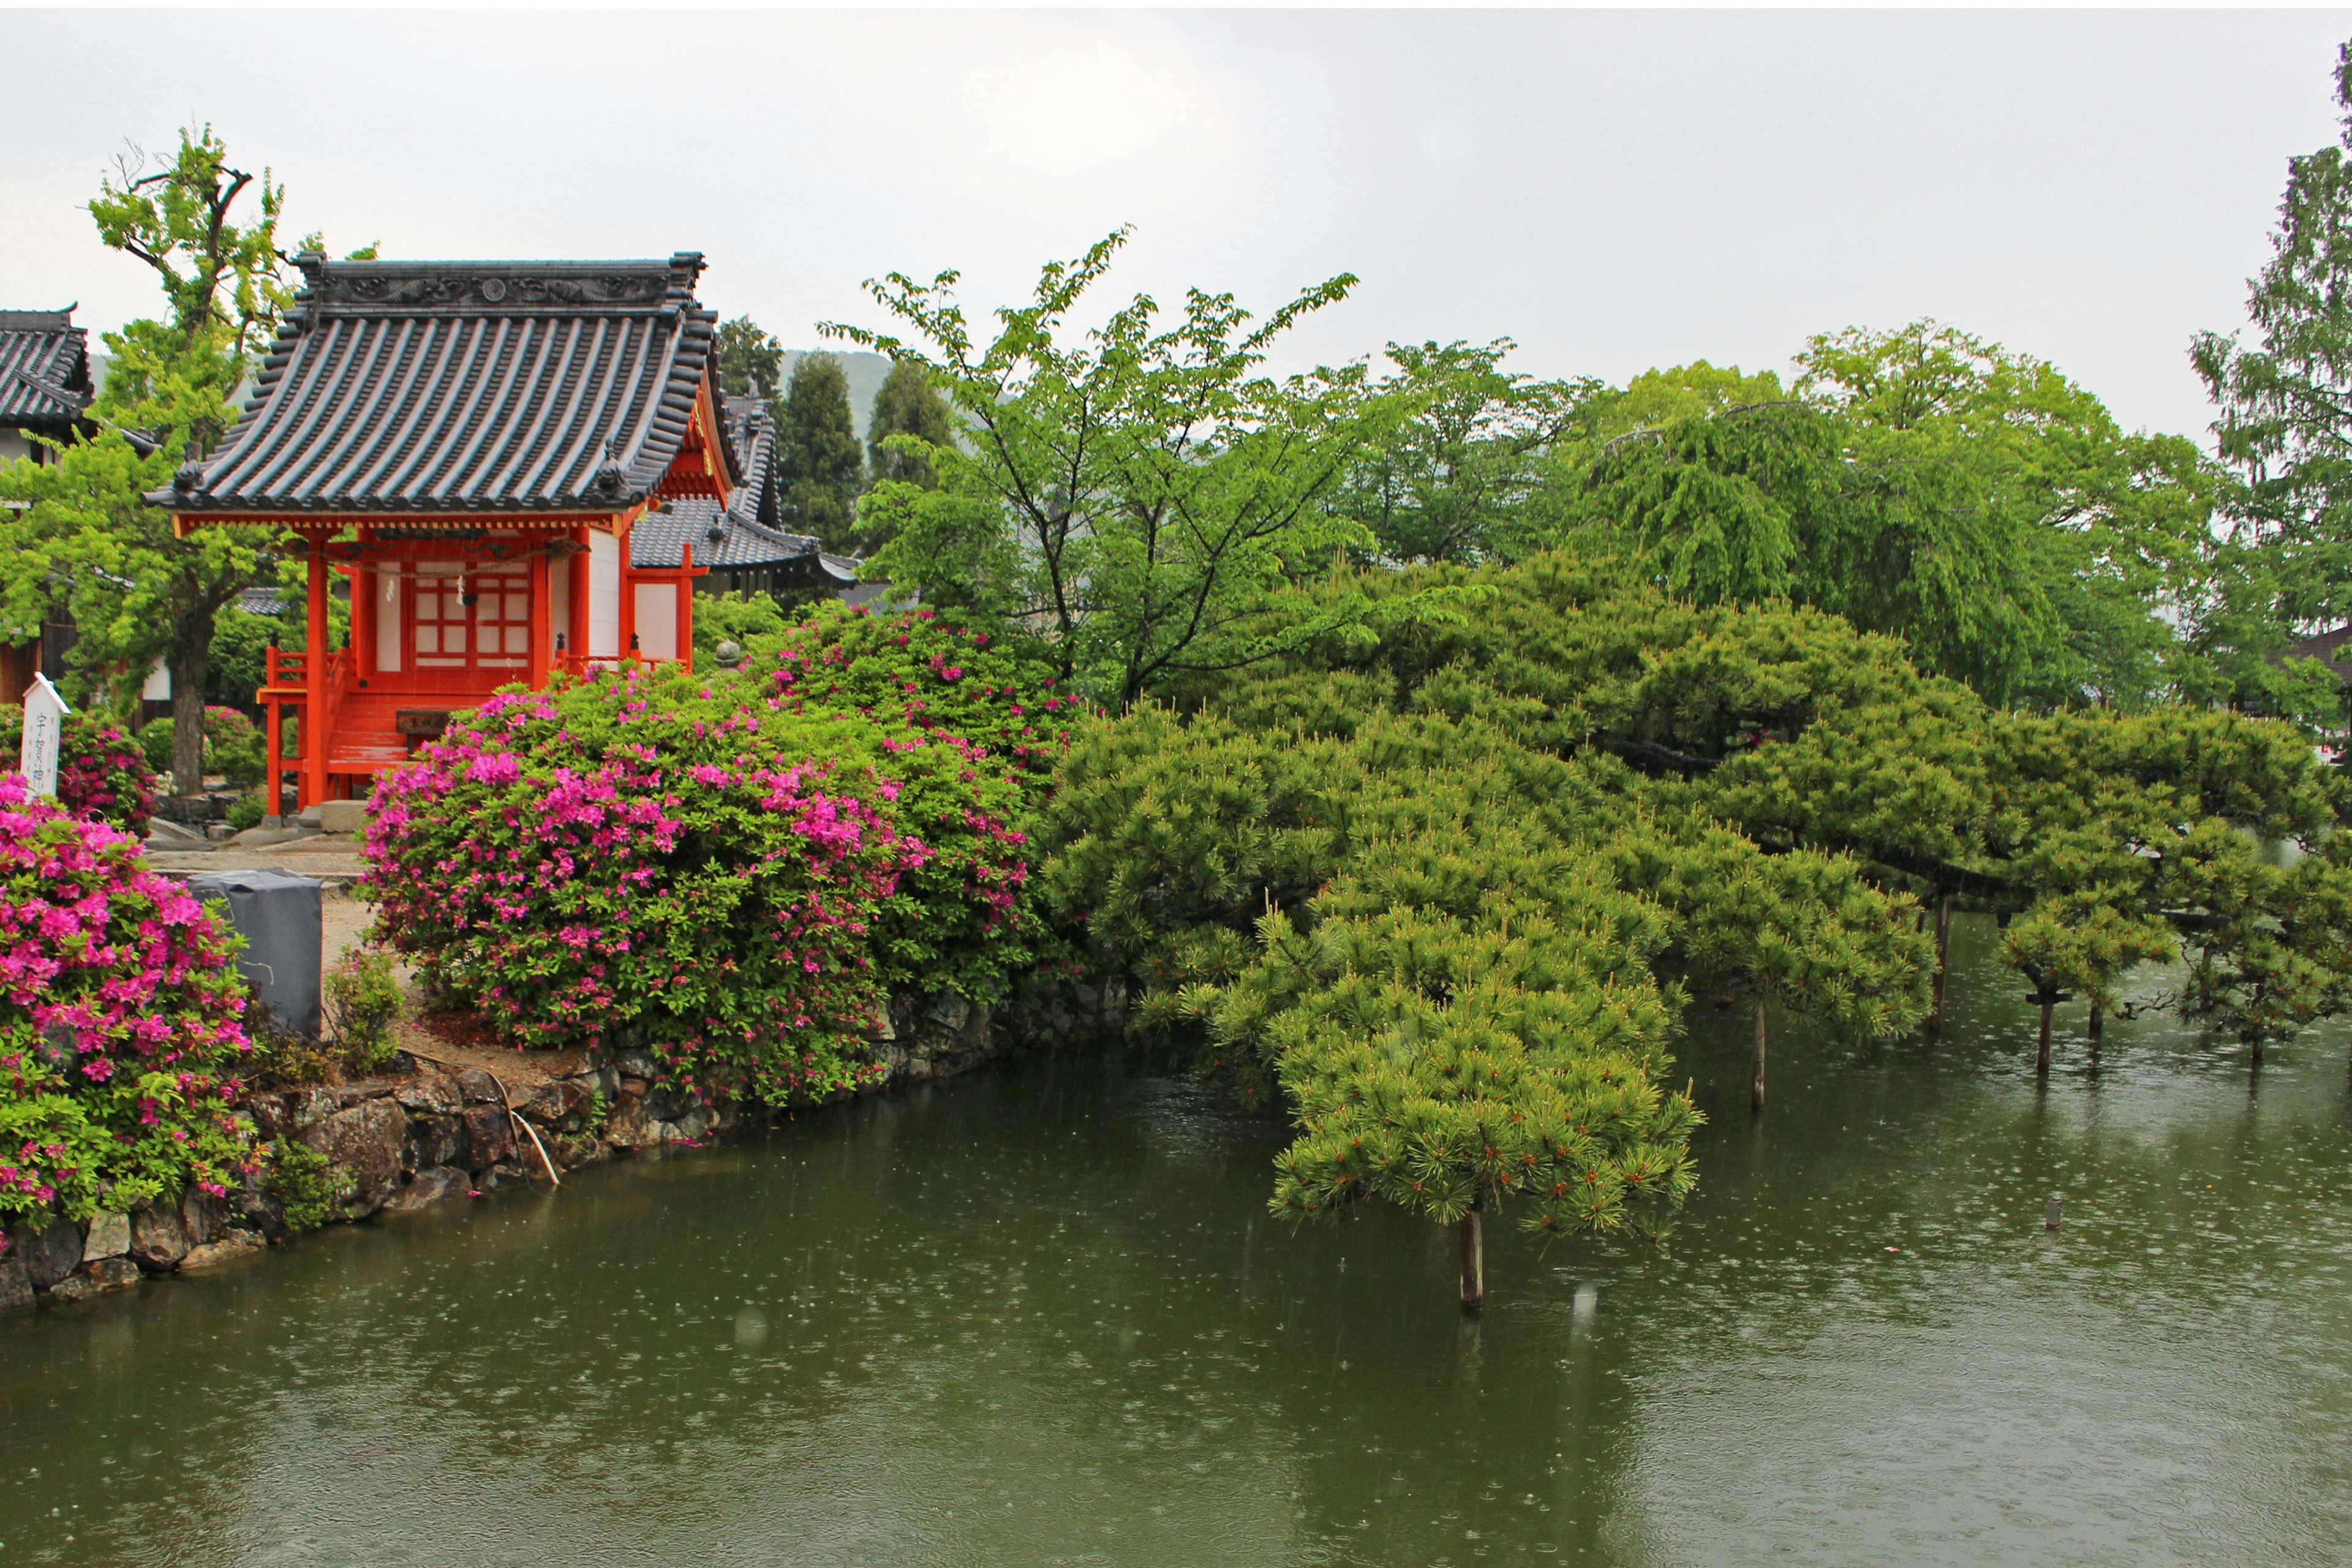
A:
[{"xmin": 185, "ymin": 869, "xmax": 323, "ymax": 1038}]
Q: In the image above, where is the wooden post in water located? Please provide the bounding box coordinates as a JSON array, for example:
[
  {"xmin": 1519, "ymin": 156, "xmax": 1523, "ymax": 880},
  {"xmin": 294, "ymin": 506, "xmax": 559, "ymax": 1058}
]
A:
[
  {"xmin": 1930, "ymin": 894, "xmax": 1953, "ymax": 1033},
  {"xmin": 2037, "ymin": 997, "xmax": 2055, "ymax": 1077},
  {"xmin": 1460, "ymin": 1202, "xmax": 1485, "ymax": 1315},
  {"xmin": 1752, "ymin": 997, "xmax": 1768, "ymax": 1112}
]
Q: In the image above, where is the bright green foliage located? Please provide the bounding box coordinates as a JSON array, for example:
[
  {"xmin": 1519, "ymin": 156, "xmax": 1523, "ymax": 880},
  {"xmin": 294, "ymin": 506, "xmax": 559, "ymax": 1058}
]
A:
[
  {"xmin": 323, "ymin": 950, "xmax": 403, "ymax": 1074},
  {"xmin": 1325, "ymin": 339, "xmax": 1594, "ymax": 566},
  {"xmin": 0, "ymin": 126, "xmax": 349, "ymax": 796},
  {"xmin": 865, "ymin": 358, "xmax": 956, "ymax": 494},
  {"xmin": 826, "ymin": 228, "xmax": 1403, "ymax": 709},
  {"xmin": 2193, "ymin": 41, "xmax": 2352, "ymax": 633},
  {"xmin": 775, "ymin": 353, "xmax": 865, "ymax": 551},
  {"xmin": 264, "ymin": 1138, "xmax": 338, "ymax": 1233},
  {"xmin": 690, "ymin": 590, "xmax": 794, "ymax": 665},
  {"xmin": 1545, "ymin": 324, "xmax": 2223, "ymax": 712}
]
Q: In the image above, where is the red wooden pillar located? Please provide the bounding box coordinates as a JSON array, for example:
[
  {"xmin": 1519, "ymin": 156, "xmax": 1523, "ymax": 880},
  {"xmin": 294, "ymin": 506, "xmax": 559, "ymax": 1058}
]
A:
[
  {"xmin": 303, "ymin": 530, "xmax": 329, "ymax": 809},
  {"xmin": 567, "ymin": 524, "xmax": 592, "ymax": 669},
  {"xmin": 617, "ymin": 517, "xmax": 638, "ymax": 659},
  {"xmin": 265, "ymin": 699, "xmax": 284, "ymax": 821},
  {"xmin": 528, "ymin": 539, "xmax": 553, "ymax": 688},
  {"xmin": 677, "ymin": 542, "xmax": 696, "ymax": 673},
  {"xmin": 350, "ymin": 561, "xmax": 377, "ymax": 682}
]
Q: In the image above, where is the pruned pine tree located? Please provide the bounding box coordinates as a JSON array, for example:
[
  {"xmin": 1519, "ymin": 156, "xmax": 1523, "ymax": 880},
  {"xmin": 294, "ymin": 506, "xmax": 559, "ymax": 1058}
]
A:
[{"xmin": 1041, "ymin": 549, "xmax": 2352, "ymax": 1307}]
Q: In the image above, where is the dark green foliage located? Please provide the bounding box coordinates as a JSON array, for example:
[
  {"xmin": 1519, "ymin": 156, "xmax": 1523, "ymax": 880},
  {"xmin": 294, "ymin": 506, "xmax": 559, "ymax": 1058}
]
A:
[
  {"xmin": 1043, "ymin": 546, "xmax": 2352, "ymax": 1275},
  {"xmin": 865, "ymin": 359, "xmax": 955, "ymax": 492},
  {"xmin": 265, "ymin": 1138, "xmax": 338, "ymax": 1232},
  {"xmin": 2193, "ymin": 41, "xmax": 2352, "ymax": 633},
  {"xmin": 323, "ymin": 949, "xmax": 402, "ymax": 1074},
  {"xmin": 715, "ymin": 315, "xmax": 786, "ymax": 403},
  {"xmin": 205, "ymin": 604, "xmax": 281, "ymax": 710},
  {"xmin": 775, "ymin": 353, "xmax": 865, "ymax": 551}
]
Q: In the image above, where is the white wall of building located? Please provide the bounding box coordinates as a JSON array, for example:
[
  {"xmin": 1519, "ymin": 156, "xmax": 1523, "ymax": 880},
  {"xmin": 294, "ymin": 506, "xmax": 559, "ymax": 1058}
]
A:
[
  {"xmin": 590, "ymin": 532, "xmax": 622, "ymax": 658},
  {"xmin": 633, "ymin": 582, "xmax": 677, "ymax": 661}
]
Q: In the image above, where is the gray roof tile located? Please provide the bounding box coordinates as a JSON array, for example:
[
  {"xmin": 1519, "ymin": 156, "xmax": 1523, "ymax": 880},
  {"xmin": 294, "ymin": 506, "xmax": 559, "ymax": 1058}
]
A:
[
  {"xmin": 0, "ymin": 308, "xmax": 92, "ymax": 430},
  {"xmin": 154, "ymin": 255, "xmax": 737, "ymax": 515}
]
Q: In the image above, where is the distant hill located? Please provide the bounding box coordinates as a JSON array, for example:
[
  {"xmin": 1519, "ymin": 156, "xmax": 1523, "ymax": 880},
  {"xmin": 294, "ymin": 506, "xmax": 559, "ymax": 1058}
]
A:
[{"xmin": 779, "ymin": 350, "xmax": 892, "ymax": 441}]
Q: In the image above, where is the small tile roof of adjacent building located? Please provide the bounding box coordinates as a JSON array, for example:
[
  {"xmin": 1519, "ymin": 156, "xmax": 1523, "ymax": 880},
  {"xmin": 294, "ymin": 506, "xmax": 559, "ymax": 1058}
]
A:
[
  {"xmin": 0, "ymin": 308, "xmax": 94, "ymax": 433},
  {"xmin": 2282, "ymin": 625, "xmax": 2352, "ymax": 690},
  {"xmin": 630, "ymin": 394, "xmax": 858, "ymax": 584},
  {"xmin": 153, "ymin": 254, "xmax": 737, "ymax": 516}
]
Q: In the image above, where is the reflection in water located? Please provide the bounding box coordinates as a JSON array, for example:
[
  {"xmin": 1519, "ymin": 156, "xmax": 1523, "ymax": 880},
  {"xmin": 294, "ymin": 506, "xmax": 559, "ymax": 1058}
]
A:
[{"xmin": 0, "ymin": 914, "xmax": 2345, "ymax": 1566}]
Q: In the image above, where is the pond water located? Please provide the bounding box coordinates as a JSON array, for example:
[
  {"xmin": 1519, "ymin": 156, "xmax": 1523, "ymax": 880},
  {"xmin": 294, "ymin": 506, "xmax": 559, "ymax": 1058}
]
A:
[{"xmin": 2, "ymin": 914, "xmax": 2350, "ymax": 1567}]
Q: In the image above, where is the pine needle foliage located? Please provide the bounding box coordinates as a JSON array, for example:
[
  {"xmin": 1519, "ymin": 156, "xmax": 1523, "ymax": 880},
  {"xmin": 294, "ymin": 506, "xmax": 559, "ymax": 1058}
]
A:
[{"xmin": 1043, "ymin": 547, "xmax": 2352, "ymax": 1267}]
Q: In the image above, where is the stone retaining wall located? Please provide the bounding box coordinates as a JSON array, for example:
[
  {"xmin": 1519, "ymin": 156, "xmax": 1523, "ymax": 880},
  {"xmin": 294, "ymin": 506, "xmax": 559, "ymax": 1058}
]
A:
[{"xmin": 1, "ymin": 975, "xmax": 1127, "ymax": 1312}]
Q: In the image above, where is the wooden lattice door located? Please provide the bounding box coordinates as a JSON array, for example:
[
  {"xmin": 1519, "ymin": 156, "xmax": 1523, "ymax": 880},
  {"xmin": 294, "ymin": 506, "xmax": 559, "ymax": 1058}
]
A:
[{"xmin": 408, "ymin": 567, "xmax": 531, "ymax": 673}]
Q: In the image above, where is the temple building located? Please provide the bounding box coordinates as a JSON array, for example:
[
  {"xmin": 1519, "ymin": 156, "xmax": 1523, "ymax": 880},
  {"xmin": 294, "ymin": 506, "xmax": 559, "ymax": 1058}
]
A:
[{"xmin": 157, "ymin": 252, "xmax": 847, "ymax": 809}]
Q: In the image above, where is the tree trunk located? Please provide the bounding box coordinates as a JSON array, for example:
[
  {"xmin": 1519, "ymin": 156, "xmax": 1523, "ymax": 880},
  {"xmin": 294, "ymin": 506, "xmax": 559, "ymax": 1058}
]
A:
[
  {"xmin": 1752, "ymin": 997, "xmax": 1768, "ymax": 1112},
  {"xmin": 1930, "ymin": 894, "xmax": 1953, "ymax": 1033},
  {"xmin": 2037, "ymin": 1000, "xmax": 2054, "ymax": 1077},
  {"xmin": 167, "ymin": 631, "xmax": 212, "ymax": 799},
  {"xmin": 1460, "ymin": 1202, "xmax": 1484, "ymax": 1316},
  {"xmin": 2087, "ymin": 1001, "xmax": 2104, "ymax": 1042}
]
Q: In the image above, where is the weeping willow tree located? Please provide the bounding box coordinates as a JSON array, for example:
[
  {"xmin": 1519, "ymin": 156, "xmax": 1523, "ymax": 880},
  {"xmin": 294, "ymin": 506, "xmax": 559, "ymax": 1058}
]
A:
[{"xmin": 1040, "ymin": 551, "xmax": 2352, "ymax": 1310}]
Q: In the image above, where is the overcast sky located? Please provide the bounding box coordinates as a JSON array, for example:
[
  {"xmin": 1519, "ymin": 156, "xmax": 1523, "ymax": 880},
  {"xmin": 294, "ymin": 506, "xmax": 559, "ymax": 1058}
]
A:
[{"xmin": 6, "ymin": 8, "xmax": 2350, "ymax": 442}]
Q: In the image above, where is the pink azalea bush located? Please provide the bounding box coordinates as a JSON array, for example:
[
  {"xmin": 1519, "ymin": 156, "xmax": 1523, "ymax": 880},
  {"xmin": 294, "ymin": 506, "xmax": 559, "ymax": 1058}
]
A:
[
  {"xmin": 59, "ymin": 714, "xmax": 157, "ymax": 835},
  {"xmin": 2, "ymin": 706, "xmax": 157, "ymax": 835},
  {"xmin": 757, "ymin": 601, "xmax": 1085, "ymax": 778},
  {"xmin": 0, "ymin": 774, "xmax": 257, "ymax": 1220},
  {"xmin": 364, "ymin": 611, "xmax": 1061, "ymax": 1108}
]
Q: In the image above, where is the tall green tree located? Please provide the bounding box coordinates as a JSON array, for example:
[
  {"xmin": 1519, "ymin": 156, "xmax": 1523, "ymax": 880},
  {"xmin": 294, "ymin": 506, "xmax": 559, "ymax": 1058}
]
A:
[
  {"xmin": 0, "ymin": 126, "xmax": 340, "ymax": 796},
  {"xmin": 714, "ymin": 315, "xmax": 786, "ymax": 403},
  {"xmin": 827, "ymin": 228, "xmax": 1438, "ymax": 709},
  {"xmin": 774, "ymin": 352, "xmax": 864, "ymax": 550},
  {"xmin": 1325, "ymin": 339, "xmax": 1593, "ymax": 566},
  {"xmin": 864, "ymin": 358, "xmax": 956, "ymax": 491},
  {"xmin": 2192, "ymin": 39, "xmax": 2352, "ymax": 677},
  {"xmin": 1550, "ymin": 325, "xmax": 2220, "ymax": 712}
]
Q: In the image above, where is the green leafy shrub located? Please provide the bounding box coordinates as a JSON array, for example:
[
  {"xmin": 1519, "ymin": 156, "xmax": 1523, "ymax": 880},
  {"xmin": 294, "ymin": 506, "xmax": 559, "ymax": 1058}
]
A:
[
  {"xmin": 227, "ymin": 793, "xmax": 266, "ymax": 831},
  {"xmin": 137, "ymin": 706, "xmax": 265, "ymax": 787},
  {"xmin": 323, "ymin": 949, "xmax": 403, "ymax": 1074},
  {"xmin": 265, "ymin": 1137, "xmax": 339, "ymax": 1232}
]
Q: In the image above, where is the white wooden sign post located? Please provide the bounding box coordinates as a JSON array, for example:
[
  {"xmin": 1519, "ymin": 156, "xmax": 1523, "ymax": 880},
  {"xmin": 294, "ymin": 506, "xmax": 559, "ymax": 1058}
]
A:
[{"xmin": 18, "ymin": 674, "xmax": 68, "ymax": 797}]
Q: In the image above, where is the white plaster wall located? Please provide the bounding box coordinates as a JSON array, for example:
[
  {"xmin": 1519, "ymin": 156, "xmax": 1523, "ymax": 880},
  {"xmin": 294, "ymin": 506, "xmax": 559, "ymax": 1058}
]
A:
[
  {"xmin": 374, "ymin": 565, "xmax": 403, "ymax": 673},
  {"xmin": 633, "ymin": 583, "xmax": 677, "ymax": 661},
  {"xmin": 590, "ymin": 533, "xmax": 622, "ymax": 658},
  {"xmin": 141, "ymin": 657, "xmax": 170, "ymax": 700},
  {"xmin": 550, "ymin": 555, "xmax": 571, "ymax": 654}
]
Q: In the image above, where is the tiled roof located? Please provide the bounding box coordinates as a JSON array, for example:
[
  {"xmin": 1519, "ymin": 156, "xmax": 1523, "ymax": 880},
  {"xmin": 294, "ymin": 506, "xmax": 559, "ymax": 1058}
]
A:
[
  {"xmin": 2283, "ymin": 625, "xmax": 2352, "ymax": 690},
  {"xmin": 0, "ymin": 308, "xmax": 92, "ymax": 431},
  {"xmin": 631, "ymin": 394, "xmax": 853, "ymax": 582},
  {"xmin": 155, "ymin": 254, "xmax": 737, "ymax": 516}
]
